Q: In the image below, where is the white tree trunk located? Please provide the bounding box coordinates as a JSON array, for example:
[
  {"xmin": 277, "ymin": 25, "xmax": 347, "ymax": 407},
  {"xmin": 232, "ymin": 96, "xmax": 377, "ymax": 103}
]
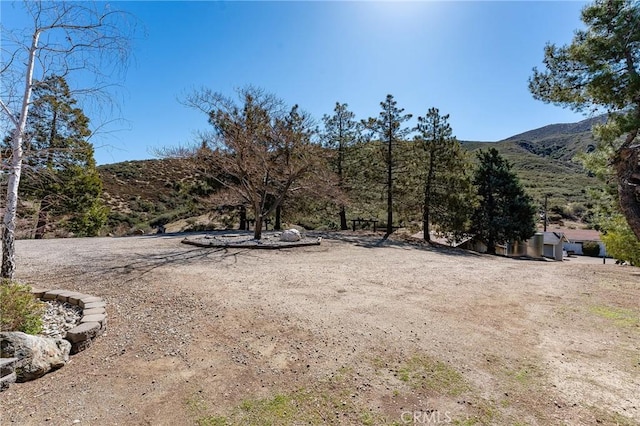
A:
[{"xmin": 1, "ymin": 31, "xmax": 40, "ymax": 279}]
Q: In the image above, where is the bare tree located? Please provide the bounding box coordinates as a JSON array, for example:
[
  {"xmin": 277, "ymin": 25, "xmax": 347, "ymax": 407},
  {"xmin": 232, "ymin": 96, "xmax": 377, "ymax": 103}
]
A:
[
  {"xmin": 0, "ymin": 1, "xmax": 134, "ymax": 278},
  {"xmin": 182, "ymin": 86, "xmax": 325, "ymax": 240}
]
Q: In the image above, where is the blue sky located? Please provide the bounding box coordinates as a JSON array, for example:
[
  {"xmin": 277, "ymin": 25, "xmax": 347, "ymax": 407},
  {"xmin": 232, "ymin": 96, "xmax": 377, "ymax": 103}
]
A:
[{"xmin": 3, "ymin": 1, "xmax": 589, "ymax": 165}]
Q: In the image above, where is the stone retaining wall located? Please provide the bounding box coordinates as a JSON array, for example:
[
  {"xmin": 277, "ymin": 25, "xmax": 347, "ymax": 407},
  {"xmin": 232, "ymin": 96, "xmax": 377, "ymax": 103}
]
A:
[
  {"xmin": 0, "ymin": 289, "xmax": 106, "ymax": 392},
  {"xmin": 32, "ymin": 289, "xmax": 107, "ymax": 354}
]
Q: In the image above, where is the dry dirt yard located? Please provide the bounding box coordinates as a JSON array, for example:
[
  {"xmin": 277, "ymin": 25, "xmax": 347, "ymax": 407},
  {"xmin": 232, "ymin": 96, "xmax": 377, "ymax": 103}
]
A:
[{"xmin": 1, "ymin": 232, "xmax": 639, "ymax": 425}]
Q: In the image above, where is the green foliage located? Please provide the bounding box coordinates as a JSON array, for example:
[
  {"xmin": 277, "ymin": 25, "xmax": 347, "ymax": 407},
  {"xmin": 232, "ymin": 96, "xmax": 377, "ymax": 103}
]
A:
[
  {"xmin": 471, "ymin": 149, "xmax": 537, "ymax": 254},
  {"xmin": 67, "ymin": 199, "xmax": 109, "ymax": 237},
  {"xmin": 529, "ymin": 0, "xmax": 640, "ymax": 240},
  {"xmin": 412, "ymin": 108, "xmax": 474, "ymax": 240},
  {"xmin": 0, "ymin": 280, "xmax": 45, "ymax": 334},
  {"xmin": 16, "ymin": 75, "xmax": 107, "ymax": 238},
  {"xmin": 362, "ymin": 94, "xmax": 413, "ymax": 235},
  {"xmin": 582, "ymin": 241, "xmax": 601, "ymax": 257},
  {"xmin": 463, "ymin": 135, "xmax": 603, "ymax": 223},
  {"xmin": 600, "ymin": 214, "xmax": 640, "ymax": 265},
  {"xmin": 321, "ymin": 102, "xmax": 361, "ymax": 230}
]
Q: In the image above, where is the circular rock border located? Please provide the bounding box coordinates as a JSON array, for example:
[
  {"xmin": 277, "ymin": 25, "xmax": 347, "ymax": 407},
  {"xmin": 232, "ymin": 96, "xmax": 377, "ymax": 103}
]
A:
[
  {"xmin": 0, "ymin": 289, "xmax": 107, "ymax": 391},
  {"xmin": 31, "ymin": 288, "xmax": 107, "ymax": 354},
  {"xmin": 182, "ymin": 233, "xmax": 322, "ymax": 249}
]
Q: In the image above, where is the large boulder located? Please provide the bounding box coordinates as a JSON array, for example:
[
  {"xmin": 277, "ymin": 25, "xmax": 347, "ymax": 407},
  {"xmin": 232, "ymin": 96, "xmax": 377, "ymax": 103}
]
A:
[
  {"xmin": 280, "ymin": 229, "xmax": 301, "ymax": 242},
  {"xmin": 0, "ymin": 332, "xmax": 71, "ymax": 382}
]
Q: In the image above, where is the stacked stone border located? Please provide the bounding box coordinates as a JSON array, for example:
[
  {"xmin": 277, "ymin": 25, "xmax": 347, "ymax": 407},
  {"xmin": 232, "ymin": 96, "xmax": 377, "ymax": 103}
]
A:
[
  {"xmin": 31, "ymin": 288, "xmax": 107, "ymax": 354},
  {"xmin": 0, "ymin": 289, "xmax": 107, "ymax": 391}
]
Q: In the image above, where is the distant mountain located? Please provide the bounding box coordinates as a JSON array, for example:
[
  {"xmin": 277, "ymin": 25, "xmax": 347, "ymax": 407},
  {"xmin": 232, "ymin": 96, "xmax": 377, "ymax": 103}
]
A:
[
  {"xmin": 504, "ymin": 115, "xmax": 607, "ymax": 143},
  {"xmin": 461, "ymin": 115, "xmax": 606, "ymax": 219}
]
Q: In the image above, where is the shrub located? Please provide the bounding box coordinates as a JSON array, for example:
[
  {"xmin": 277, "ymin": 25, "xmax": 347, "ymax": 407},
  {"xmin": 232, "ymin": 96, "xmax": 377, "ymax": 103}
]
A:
[
  {"xmin": 0, "ymin": 280, "xmax": 45, "ymax": 334},
  {"xmin": 582, "ymin": 241, "xmax": 601, "ymax": 257},
  {"xmin": 600, "ymin": 214, "xmax": 640, "ymax": 266}
]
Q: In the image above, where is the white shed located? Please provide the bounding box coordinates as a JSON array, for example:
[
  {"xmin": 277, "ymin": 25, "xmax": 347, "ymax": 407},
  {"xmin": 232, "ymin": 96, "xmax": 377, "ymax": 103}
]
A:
[{"xmin": 543, "ymin": 232, "xmax": 568, "ymax": 261}]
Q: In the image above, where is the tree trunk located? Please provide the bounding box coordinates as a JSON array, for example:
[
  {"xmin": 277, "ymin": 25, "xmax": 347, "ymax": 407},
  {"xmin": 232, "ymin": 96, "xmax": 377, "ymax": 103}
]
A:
[
  {"xmin": 615, "ymin": 144, "xmax": 640, "ymax": 240},
  {"xmin": 423, "ymin": 143, "xmax": 436, "ymax": 242},
  {"xmin": 423, "ymin": 163, "xmax": 431, "ymax": 241},
  {"xmin": 386, "ymin": 134, "xmax": 393, "ymax": 236},
  {"xmin": 2, "ymin": 152, "xmax": 23, "ymax": 279},
  {"xmin": 423, "ymin": 202, "xmax": 431, "ymax": 242},
  {"xmin": 1, "ymin": 227, "xmax": 16, "ymax": 279},
  {"xmin": 253, "ymin": 215, "xmax": 263, "ymax": 240},
  {"xmin": 239, "ymin": 205, "xmax": 247, "ymax": 230},
  {"xmin": 275, "ymin": 205, "xmax": 281, "ymax": 231},
  {"xmin": 486, "ymin": 237, "xmax": 496, "ymax": 255},
  {"xmin": 34, "ymin": 205, "xmax": 48, "ymax": 239},
  {"xmin": 338, "ymin": 132, "xmax": 348, "ymax": 231},
  {"xmin": 339, "ymin": 206, "xmax": 347, "ymax": 231}
]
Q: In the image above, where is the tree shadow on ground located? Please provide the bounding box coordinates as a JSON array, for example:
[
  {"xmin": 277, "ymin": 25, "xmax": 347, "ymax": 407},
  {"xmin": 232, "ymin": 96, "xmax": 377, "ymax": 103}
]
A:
[
  {"xmin": 104, "ymin": 246, "xmax": 256, "ymax": 282},
  {"xmin": 46, "ymin": 244, "xmax": 263, "ymax": 285}
]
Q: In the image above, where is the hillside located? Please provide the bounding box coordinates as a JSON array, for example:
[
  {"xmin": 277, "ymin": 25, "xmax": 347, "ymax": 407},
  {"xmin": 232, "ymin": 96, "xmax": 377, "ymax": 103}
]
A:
[
  {"xmin": 94, "ymin": 116, "xmax": 607, "ymax": 235},
  {"xmin": 461, "ymin": 115, "xmax": 606, "ymax": 219},
  {"xmin": 98, "ymin": 159, "xmax": 210, "ymax": 234}
]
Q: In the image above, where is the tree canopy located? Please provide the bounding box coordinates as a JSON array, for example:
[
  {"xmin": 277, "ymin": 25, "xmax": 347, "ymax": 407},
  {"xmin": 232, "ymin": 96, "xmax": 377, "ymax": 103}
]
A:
[
  {"xmin": 18, "ymin": 75, "xmax": 106, "ymax": 238},
  {"xmin": 321, "ymin": 102, "xmax": 360, "ymax": 230},
  {"xmin": 362, "ymin": 94, "xmax": 412, "ymax": 236},
  {"xmin": 471, "ymin": 148, "xmax": 537, "ymax": 255},
  {"xmin": 182, "ymin": 86, "xmax": 325, "ymax": 240},
  {"xmin": 529, "ymin": 0, "xmax": 640, "ymax": 240},
  {"xmin": 413, "ymin": 108, "xmax": 473, "ymax": 242}
]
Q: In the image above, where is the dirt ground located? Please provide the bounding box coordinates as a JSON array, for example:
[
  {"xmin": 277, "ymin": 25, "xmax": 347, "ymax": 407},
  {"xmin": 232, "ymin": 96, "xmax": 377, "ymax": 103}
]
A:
[{"xmin": 1, "ymin": 232, "xmax": 638, "ymax": 425}]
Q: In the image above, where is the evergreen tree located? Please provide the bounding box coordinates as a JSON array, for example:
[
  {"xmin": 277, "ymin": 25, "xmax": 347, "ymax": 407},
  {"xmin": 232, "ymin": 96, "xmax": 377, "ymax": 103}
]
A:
[
  {"xmin": 529, "ymin": 0, "xmax": 640, "ymax": 240},
  {"xmin": 414, "ymin": 108, "xmax": 473, "ymax": 242},
  {"xmin": 321, "ymin": 102, "xmax": 360, "ymax": 230},
  {"xmin": 20, "ymin": 75, "xmax": 107, "ymax": 238},
  {"xmin": 362, "ymin": 95, "xmax": 412, "ymax": 236},
  {"xmin": 578, "ymin": 141, "xmax": 639, "ymax": 264},
  {"xmin": 471, "ymin": 148, "xmax": 536, "ymax": 254}
]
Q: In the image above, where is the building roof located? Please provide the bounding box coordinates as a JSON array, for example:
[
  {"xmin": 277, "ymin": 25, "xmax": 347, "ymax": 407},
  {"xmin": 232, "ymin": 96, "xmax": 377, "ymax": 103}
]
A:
[
  {"xmin": 543, "ymin": 231, "xmax": 568, "ymax": 245},
  {"xmin": 555, "ymin": 228, "xmax": 601, "ymax": 242}
]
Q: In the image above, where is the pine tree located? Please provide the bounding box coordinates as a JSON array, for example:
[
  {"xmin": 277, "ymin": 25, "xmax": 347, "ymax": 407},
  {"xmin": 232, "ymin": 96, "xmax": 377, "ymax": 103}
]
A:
[
  {"xmin": 362, "ymin": 95, "xmax": 412, "ymax": 236},
  {"xmin": 321, "ymin": 102, "xmax": 360, "ymax": 230},
  {"xmin": 414, "ymin": 108, "xmax": 473, "ymax": 242},
  {"xmin": 529, "ymin": 0, "xmax": 640, "ymax": 240},
  {"xmin": 471, "ymin": 148, "xmax": 536, "ymax": 254},
  {"xmin": 20, "ymin": 75, "xmax": 107, "ymax": 238}
]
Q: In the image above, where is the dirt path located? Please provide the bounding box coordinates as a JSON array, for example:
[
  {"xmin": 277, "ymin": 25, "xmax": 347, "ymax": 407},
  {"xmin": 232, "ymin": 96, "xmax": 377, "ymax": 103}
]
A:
[{"xmin": 1, "ymin": 232, "xmax": 638, "ymax": 425}]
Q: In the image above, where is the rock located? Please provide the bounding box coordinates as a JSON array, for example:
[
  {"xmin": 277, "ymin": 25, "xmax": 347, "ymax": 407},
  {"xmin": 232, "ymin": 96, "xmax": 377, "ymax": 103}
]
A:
[
  {"xmin": 280, "ymin": 229, "xmax": 301, "ymax": 242},
  {"xmin": 41, "ymin": 300, "xmax": 83, "ymax": 339},
  {"xmin": 0, "ymin": 371, "xmax": 16, "ymax": 391},
  {"xmin": 65, "ymin": 322, "xmax": 101, "ymax": 343},
  {"xmin": 0, "ymin": 357, "xmax": 18, "ymax": 391},
  {"xmin": 78, "ymin": 296, "xmax": 103, "ymax": 308},
  {"xmin": 0, "ymin": 332, "xmax": 71, "ymax": 382}
]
